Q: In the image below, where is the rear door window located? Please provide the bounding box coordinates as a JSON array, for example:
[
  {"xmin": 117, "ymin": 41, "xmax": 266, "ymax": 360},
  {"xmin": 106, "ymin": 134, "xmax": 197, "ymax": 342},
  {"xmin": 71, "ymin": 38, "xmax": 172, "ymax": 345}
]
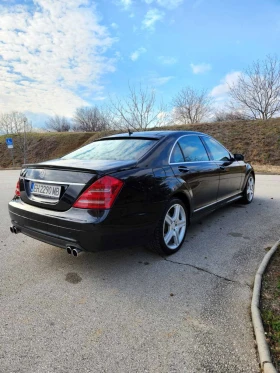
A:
[
  {"xmin": 62, "ymin": 138, "xmax": 157, "ymax": 161},
  {"xmin": 202, "ymin": 137, "xmax": 231, "ymax": 162},
  {"xmin": 170, "ymin": 143, "xmax": 184, "ymax": 163},
  {"xmin": 174, "ymin": 136, "xmax": 209, "ymax": 162}
]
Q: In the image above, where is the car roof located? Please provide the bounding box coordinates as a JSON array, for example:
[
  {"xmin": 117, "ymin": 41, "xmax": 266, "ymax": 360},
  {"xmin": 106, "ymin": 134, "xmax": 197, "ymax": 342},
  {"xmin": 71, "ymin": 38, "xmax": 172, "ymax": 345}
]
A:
[{"xmin": 104, "ymin": 130, "xmax": 207, "ymax": 140}]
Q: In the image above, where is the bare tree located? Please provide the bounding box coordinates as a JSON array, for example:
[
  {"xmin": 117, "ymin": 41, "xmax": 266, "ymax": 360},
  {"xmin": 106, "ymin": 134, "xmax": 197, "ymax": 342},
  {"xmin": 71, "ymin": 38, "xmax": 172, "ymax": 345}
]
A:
[
  {"xmin": 0, "ymin": 112, "xmax": 32, "ymax": 134},
  {"xmin": 45, "ymin": 115, "xmax": 71, "ymax": 132},
  {"xmin": 228, "ymin": 55, "xmax": 280, "ymax": 120},
  {"xmin": 172, "ymin": 87, "xmax": 213, "ymax": 124},
  {"xmin": 73, "ymin": 106, "xmax": 112, "ymax": 132},
  {"xmin": 109, "ymin": 84, "xmax": 168, "ymax": 131},
  {"xmin": 214, "ymin": 109, "xmax": 249, "ymax": 122},
  {"xmin": 0, "ymin": 111, "xmax": 32, "ymax": 163}
]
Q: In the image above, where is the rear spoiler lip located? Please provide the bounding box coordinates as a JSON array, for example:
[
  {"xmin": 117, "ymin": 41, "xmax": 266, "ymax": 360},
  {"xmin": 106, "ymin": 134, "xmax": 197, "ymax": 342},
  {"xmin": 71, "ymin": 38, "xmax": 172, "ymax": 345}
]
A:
[
  {"xmin": 22, "ymin": 163, "xmax": 101, "ymax": 174},
  {"xmin": 21, "ymin": 161, "xmax": 138, "ymax": 175}
]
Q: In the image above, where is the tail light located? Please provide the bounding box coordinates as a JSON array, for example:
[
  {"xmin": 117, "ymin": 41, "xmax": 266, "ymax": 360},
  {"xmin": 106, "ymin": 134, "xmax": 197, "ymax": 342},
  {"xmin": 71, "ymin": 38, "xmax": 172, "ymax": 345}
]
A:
[
  {"xmin": 73, "ymin": 176, "xmax": 124, "ymax": 209},
  {"xmin": 15, "ymin": 180, "xmax": 20, "ymax": 197}
]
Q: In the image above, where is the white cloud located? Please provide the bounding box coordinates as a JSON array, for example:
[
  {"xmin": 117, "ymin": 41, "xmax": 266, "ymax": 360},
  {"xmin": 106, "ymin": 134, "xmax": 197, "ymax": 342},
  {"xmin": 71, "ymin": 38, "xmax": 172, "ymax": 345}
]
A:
[
  {"xmin": 114, "ymin": 51, "xmax": 122, "ymax": 60},
  {"xmin": 149, "ymin": 75, "xmax": 174, "ymax": 86},
  {"xmin": 211, "ymin": 71, "xmax": 241, "ymax": 98},
  {"xmin": 158, "ymin": 56, "xmax": 177, "ymax": 65},
  {"xmin": 190, "ymin": 63, "xmax": 212, "ymax": 74},
  {"xmin": 111, "ymin": 22, "xmax": 119, "ymax": 29},
  {"xmin": 130, "ymin": 47, "xmax": 147, "ymax": 61},
  {"xmin": 144, "ymin": 0, "xmax": 183, "ymax": 9},
  {"xmin": 117, "ymin": 0, "xmax": 132, "ymax": 10},
  {"xmin": 0, "ymin": 0, "xmax": 116, "ymax": 117},
  {"xmin": 142, "ymin": 9, "xmax": 164, "ymax": 31}
]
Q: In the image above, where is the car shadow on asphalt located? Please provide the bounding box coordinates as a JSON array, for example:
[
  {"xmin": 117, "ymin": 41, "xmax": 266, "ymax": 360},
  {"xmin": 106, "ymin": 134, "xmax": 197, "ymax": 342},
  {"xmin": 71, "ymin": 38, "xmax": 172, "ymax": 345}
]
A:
[{"xmin": 31, "ymin": 196, "xmax": 266, "ymax": 284}]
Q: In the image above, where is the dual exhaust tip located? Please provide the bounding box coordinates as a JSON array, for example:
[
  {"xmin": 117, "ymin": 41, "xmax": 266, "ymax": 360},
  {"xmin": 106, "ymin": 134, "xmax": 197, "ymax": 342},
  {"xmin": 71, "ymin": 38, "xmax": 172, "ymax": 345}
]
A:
[
  {"xmin": 9, "ymin": 227, "xmax": 81, "ymax": 257},
  {"xmin": 66, "ymin": 246, "xmax": 82, "ymax": 257},
  {"xmin": 10, "ymin": 226, "xmax": 19, "ymax": 234}
]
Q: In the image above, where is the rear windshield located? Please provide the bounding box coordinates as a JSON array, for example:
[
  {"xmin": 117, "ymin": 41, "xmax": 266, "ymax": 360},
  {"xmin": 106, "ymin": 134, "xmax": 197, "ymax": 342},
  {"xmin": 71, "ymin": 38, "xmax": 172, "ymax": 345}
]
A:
[{"xmin": 62, "ymin": 138, "xmax": 157, "ymax": 161}]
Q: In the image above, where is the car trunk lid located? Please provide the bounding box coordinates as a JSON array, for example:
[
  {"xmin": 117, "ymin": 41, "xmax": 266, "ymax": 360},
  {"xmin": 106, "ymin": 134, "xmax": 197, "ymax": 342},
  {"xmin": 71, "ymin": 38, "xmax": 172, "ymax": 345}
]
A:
[{"xmin": 19, "ymin": 159, "xmax": 137, "ymax": 211}]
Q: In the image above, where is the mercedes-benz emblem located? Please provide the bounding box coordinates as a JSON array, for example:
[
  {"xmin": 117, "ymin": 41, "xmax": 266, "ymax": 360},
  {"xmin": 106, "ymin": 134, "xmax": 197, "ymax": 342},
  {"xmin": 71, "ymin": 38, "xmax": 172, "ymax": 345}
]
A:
[{"xmin": 39, "ymin": 169, "xmax": 45, "ymax": 178}]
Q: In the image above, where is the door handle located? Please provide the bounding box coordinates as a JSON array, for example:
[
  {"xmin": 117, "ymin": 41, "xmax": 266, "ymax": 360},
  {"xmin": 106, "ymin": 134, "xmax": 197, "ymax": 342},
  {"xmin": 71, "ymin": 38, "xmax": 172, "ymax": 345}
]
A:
[{"xmin": 178, "ymin": 166, "xmax": 190, "ymax": 173}]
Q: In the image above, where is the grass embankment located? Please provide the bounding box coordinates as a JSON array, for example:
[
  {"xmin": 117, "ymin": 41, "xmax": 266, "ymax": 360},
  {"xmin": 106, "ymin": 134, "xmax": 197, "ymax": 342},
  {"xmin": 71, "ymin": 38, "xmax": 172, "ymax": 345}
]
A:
[
  {"xmin": 0, "ymin": 118, "xmax": 280, "ymax": 170},
  {"xmin": 261, "ymin": 246, "xmax": 280, "ymax": 371},
  {"xmin": 0, "ymin": 132, "xmax": 94, "ymax": 168}
]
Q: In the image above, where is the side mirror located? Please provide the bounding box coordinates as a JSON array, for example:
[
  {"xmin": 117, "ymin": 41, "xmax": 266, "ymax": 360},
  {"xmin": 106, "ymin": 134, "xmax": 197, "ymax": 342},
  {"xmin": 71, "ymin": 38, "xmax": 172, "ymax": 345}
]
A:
[{"xmin": 234, "ymin": 153, "xmax": 244, "ymax": 161}]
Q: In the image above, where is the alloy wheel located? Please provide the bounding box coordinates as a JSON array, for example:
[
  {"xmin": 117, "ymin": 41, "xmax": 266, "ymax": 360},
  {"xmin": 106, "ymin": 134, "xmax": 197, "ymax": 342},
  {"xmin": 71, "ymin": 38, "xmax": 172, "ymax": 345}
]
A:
[
  {"xmin": 247, "ymin": 176, "xmax": 254, "ymax": 202},
  {"xmin": 163, "ymin": 204, "xmax": 186, "ymax": 250}
]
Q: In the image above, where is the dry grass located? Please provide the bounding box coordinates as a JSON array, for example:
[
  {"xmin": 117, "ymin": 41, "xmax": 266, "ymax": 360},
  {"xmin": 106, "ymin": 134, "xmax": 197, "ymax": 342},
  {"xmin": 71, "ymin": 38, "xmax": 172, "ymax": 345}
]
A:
[
  {"xmin": 1, "ymin": 118, "xmax": 280, "ymax": 168},
  {"xmin": 261, "ymin": 247, "xmax": 280, "ymax": 371},
  {"xmin": 252, "ymin": 164, "xmax": 280, "ymax": 175},
  {"xmin": 0, "ymin": 132, "xmax": 93, "ymax": 168}
]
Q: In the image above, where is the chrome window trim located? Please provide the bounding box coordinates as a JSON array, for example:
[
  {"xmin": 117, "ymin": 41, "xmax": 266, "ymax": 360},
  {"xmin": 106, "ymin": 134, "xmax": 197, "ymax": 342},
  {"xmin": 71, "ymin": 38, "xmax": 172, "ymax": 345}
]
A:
[
  {"xmin": 22, "ymin": 178, "xmax": 85, "ymax": 186},
  {"xmin": 168, "ymin": 134, "xmax": 233, "ymax": 165},
  {"xmin": 168, "ymin": 134, "xmax": 212, "ymax": 165},
  {"xmin": 193, "ymin": 193, "xmax": 242, "ymax": 213},
  {"xmin": 169, "ymin": 160, "xmax": 214, "ymax": 165}
]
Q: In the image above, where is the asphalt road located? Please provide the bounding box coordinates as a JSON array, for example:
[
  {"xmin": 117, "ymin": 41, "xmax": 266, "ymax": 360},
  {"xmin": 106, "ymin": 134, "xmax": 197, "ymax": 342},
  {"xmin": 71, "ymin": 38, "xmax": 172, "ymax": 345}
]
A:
[{"xmin": 1, "ymin": 171, "xmax": 280, "ymax": 373}]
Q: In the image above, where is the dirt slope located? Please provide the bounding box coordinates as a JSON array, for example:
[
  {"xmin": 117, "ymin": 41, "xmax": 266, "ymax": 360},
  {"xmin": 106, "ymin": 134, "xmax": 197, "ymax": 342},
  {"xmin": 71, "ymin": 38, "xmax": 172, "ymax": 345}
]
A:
[{"xmin": 1, "ymin": 119, "xmax": 280, "ymax": 168}]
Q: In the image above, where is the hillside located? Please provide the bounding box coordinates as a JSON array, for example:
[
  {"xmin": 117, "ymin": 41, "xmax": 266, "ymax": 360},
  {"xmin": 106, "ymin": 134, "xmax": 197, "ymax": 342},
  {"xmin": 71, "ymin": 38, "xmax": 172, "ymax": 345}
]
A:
[{"xmin": 1, "ymin": 119, "xmax": 280, "ymax": 169}]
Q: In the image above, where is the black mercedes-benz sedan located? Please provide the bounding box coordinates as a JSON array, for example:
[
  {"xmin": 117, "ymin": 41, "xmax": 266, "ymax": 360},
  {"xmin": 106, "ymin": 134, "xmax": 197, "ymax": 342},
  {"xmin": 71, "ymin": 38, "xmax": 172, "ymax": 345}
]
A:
[{"xmin": 8, "ymin": 131, "xmax": 255, "ymax": 256}]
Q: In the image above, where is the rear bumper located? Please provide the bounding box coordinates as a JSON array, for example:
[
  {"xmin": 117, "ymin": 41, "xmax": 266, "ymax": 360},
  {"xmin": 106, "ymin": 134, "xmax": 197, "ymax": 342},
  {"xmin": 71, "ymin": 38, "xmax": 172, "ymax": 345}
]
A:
[{"xmin": 8, "ymin": 198, "xmax": 157, "ymax": 252}]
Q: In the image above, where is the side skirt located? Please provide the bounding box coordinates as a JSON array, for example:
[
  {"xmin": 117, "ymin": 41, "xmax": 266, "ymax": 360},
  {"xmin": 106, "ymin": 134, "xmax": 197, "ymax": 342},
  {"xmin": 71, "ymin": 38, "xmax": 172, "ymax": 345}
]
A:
[{"xmin": 190, "ymin": 193, "xmax": 243, "ymax": 224}]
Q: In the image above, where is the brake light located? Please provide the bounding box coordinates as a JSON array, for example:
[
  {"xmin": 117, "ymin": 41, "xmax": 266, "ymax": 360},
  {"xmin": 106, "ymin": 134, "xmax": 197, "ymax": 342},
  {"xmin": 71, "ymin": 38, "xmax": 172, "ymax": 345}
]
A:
[
  {"xmin": 15, "ymin": 180, "xmax": 20, "ymax": 197},
  {"xmin": 73, "ymin": 176, "xmax": 124, "ymax": 209}
]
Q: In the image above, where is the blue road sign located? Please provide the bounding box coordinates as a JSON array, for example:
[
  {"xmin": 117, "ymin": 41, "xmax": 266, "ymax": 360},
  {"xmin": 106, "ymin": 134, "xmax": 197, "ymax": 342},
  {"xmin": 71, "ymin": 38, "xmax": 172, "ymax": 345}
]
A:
[
  {"xmin": 6, "ymin": 138, "xmax": 13, "ymax": 148},
  {"xmin": 6, "ymin": 138, "xmax": 13, "ymax": 146}
]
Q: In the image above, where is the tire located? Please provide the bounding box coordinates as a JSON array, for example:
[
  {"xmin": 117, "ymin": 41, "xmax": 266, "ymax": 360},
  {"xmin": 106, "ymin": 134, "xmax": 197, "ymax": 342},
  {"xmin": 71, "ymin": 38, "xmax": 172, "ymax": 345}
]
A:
[
  {"xmin": 241, "ymin": 174, "xmax": 255, "ymax": 204},
  {"xmin": 149, "ymin": 198, "xmax": 188, "ymax": 255}
]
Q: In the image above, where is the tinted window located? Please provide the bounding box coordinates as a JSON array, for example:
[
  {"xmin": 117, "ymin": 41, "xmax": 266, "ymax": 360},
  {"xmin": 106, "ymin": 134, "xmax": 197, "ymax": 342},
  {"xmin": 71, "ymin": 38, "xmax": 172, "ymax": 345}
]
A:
[
  {"xmin": 170, "ymin": 143, "xmax": 184, "ymax": 163},
  {"xmin": 62, "ymin": 138, "xmax": 156, "ymax": 161},
  {"xmin": 177, "ymin": 136, "xmax": 209, "ymax": 162},
  {"xmin": 203, "ymin": 137, "xmax": 231, "ymax": 162}
]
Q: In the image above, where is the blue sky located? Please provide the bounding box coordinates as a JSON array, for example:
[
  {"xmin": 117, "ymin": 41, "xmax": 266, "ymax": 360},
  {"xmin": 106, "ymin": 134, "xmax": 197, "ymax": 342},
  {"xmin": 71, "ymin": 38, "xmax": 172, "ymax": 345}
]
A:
[{"xmin": 0, "ymin": 0, "xmax": 280, "ymax": 127}]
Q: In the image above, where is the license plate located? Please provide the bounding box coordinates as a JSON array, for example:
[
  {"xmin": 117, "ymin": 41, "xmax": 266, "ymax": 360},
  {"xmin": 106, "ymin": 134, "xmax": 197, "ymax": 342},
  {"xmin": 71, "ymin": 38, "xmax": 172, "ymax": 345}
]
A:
[{"xmin": 30, "ymin": 182, "xmax": 61, "ymax": 199}]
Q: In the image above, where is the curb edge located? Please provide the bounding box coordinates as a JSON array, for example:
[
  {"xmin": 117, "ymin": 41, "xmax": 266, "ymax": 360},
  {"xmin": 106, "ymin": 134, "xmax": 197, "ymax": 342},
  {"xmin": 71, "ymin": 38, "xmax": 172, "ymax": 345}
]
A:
[{"xmin": 251, "ymin": 239, "xmax": 280, "ymax": 373}]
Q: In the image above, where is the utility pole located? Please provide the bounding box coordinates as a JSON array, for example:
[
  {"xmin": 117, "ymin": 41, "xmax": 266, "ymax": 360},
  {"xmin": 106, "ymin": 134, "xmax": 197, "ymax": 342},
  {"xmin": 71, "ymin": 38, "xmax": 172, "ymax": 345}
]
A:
[
  {"xmin": 11, "ymin": 148, "xmax": 14, "ymax": 167},
  {"xmin": 23, "ymin": 117, "xmax": 27, "ymax": 164}
]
